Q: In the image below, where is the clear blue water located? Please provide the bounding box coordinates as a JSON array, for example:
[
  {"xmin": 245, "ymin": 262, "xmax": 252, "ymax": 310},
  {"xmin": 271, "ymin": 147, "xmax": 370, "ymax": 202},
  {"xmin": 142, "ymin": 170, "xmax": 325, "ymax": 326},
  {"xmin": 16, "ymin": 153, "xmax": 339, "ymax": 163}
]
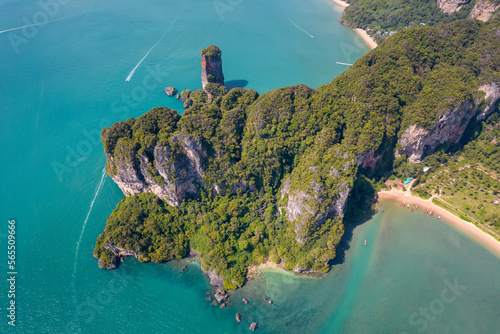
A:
[{"xmin": 1, "ymin": 0, "xmax": 499, "ymax": 333}]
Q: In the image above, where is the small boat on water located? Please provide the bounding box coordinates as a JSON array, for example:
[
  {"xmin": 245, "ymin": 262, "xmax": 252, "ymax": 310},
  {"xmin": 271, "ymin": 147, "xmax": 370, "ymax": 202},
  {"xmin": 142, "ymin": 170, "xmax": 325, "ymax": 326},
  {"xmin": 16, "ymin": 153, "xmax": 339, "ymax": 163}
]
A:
[{"xmin": 364, "ymin": 240, "xmax": 367, "ymax": 246}]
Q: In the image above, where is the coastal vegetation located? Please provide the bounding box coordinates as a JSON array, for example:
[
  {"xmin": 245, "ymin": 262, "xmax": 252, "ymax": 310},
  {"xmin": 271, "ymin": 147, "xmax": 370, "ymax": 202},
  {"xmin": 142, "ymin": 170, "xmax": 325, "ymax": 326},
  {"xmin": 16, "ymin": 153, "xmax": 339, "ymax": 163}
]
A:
[
  {"xmin": 411, "ymin": 108, "xmax": 500, "ymax": 235},
  {"xmin": 342, "ymin": 0, "xmax": 476, "ymax": 31},
  {"xmin": 95, "ymin": 17, "xmax": 500, "ymax": 290},
  {"xmin": 341, "ymin": 0, "xmax": 499, "ymax": 44}
]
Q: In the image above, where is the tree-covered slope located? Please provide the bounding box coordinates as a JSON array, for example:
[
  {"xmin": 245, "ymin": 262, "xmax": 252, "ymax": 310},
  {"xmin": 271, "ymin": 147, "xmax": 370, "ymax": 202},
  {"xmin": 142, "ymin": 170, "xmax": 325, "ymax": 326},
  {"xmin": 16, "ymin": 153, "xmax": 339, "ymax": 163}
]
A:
[
  {"xmin": 341, "ymin": 0, "xmax": 477, "ymax": 31},
  {"xmin": 340, "ymin": 0, "xmax": 499, "ymax": 43},
  {"xmin": 95, "ymin": 18, "xmax": 500, "ymax": 290}
]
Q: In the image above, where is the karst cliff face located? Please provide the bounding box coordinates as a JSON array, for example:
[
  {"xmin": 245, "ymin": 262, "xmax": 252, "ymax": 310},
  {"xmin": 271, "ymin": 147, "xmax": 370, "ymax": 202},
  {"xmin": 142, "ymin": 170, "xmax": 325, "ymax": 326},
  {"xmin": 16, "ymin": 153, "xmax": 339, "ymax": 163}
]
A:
[
  {"xmin": 437, "ymin": 0, "xmax": 470, "ymax": 14},
  {"xmin": 280, "ymin": 147, "xmax": 356, "ymax": 245},
  {"xmin": 201, "ymin": 45, "xmax": 224, "ymax": 89},
  {"xmin": 437, "ymin": 0, "xmax": 500, "ymax": 20},
  {"xmin": 96, "ymin": 23, "xmax": 500, "ymax": 288},
  {"xmin": 106, "ymin": 133, "xmax": 205, "ymax": 207},
  {"xmin": 469, "ymin": 0, "xmax": 500, "ymax": 22},
  {"xmin": 396, "ymin": 83, "xmax": 500, "ymax": 163}
]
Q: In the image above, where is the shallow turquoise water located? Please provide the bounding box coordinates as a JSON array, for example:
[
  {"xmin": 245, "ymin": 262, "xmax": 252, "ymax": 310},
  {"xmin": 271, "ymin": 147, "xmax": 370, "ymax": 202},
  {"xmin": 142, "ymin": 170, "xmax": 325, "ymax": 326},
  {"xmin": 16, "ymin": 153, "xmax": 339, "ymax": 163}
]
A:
[
  {"xmin": 1, "ymin": 0, "xmax": 499, "ymax": 333},
  {"xmin": 233, "ymin": 201, "xmax": 500, "ymax": 333}
]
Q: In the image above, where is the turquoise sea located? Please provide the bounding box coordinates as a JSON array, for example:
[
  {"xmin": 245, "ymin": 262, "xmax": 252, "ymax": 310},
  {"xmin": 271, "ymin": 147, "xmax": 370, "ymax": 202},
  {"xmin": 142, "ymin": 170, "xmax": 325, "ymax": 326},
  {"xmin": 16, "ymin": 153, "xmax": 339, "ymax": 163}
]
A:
[{"xmin": 1, "ymin": 0, "xmax": 499, "ymax": 333}]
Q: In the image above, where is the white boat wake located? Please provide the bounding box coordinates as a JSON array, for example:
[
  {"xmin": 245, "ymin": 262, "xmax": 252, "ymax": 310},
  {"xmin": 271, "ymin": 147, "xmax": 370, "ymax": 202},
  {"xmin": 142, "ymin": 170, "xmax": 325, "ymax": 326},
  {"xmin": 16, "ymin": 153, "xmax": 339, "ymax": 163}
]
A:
[
  {"xmin": 125, "ymin": 11, "xmax": 184, "ymax": 82},
  {"xmin": 125, "ymin": 33, "xmax": 165, "ymax": 82},
  {"xmin": 71, "ymin": 167, "xmax": 106, "ymax": 284},
  {"xmin": 0, "ymin": 17, "xmax": 69, "ymax": 34},
  {"xmin": 284, "ymin": 6, "xmax": 315, "ymax": 39}
]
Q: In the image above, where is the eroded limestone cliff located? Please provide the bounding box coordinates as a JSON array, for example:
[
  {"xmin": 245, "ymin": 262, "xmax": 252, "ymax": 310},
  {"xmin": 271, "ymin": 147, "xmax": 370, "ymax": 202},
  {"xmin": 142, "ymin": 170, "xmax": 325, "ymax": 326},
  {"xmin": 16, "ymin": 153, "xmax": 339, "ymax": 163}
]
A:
[
  {"xmin": 201, "ymin": 45, "xmax": 224, "ymax": 89},
  {"xmin": 397, "ymin": 84, "xmax": 500, "ymax": 163},
  {"xmin": 437, "ymin": 0, "xmax": 470, "ymax": 14},
  {"xmin": 469, "ymin": 0, "xmax": 500, "ymax": 21}
]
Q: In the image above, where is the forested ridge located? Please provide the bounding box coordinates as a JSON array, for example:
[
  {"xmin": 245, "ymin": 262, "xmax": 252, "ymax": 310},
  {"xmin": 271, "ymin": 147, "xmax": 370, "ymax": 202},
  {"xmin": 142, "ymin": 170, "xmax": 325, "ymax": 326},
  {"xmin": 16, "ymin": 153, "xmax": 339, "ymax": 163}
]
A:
[
  {"xmin": 95, "ymin": 17, "xmax": 500, "ymax": 289},
  {"xmin": 341, "ymin": 0, "xmax": 499, "ymax": 43}
]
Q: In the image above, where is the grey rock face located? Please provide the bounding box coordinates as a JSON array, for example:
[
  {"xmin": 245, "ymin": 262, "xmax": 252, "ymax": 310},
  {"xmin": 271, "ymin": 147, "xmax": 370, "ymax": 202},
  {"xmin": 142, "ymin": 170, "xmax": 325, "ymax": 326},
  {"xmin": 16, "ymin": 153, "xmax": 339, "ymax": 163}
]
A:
[
  {"xmin": 477, "ymin": 83, "xmax": 500, "ymax": 120},
  {"xmin": 105, "ymin": 244, "xmax": 141, "ymax": 259},
  {"xmin": 98, "ymin": 244, "xmax": 141, "ymax": 269},
  {"xmin": 437, "ymin": 0, "xmax": 470, "ymax": 13},
  {"xmin": 469, "ymin": 0, "xmax": 500, "ymax": 22},
  {"xmin": 98, "ymin": 256, "xmax": 119, "ymax": 269},
  {"xmin": 109, "ymin": 134, "xmax": 205, "ymax": 207},
  {"xmin": 200, "ymin": 266, "xmax": 225, "ymax": 288},
  {"xmin": 397, "ymin": 84, "xmax": 499, "ymax": 163},
  {"xmin": 398, "ymin": 101, "xmax": 477, "ymax": 163},
  {"xmin": 355, "ymin": 151, "xmax": 382, "ymax": 169},
  {"xmin": 281, "ymin": 156, "xmax": 353, "ymax": 244}
]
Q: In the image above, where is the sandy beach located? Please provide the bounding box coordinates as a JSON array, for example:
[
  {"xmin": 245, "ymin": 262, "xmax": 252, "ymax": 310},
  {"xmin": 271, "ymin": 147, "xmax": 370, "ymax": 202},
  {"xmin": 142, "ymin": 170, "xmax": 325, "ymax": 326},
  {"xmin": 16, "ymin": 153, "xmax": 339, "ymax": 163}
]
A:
[
  {"xmin": 330, "ymin": 0, "xmax": 378, "ymax": 49},
  {"xmin": 247, "ymin": 261, "xmax": 286, "ymax": 277},
  {"xmin": 355, "ymin": 28, "xmax": 377, "ymax": 49},
  {"xmin": 331, "ymin": 0, "xmax": 349, "ymax": 9},
  {"xmin": 378, "ymin": 189, "xmax": 500, "ymax": 258}
]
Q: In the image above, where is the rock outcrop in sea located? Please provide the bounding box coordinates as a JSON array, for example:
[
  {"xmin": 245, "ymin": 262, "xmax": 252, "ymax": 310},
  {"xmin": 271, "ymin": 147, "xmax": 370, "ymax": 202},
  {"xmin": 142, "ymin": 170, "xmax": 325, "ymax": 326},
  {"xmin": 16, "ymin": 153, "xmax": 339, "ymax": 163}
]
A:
[
  {"xmin": 201, "ymin": 45, "xmax": 224, "ymax": 89},
  {"xmin": 250, "ymin": 322, "xmax": 258, "ymax": 331},
  {"xmin": 164, "ymin": 86, "xmax": 177, "ymax": 96}
]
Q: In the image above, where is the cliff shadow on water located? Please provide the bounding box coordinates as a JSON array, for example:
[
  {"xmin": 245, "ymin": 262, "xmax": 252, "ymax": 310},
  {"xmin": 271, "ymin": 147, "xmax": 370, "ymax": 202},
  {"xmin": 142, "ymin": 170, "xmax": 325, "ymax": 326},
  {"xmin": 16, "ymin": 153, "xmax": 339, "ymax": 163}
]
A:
[
  {"xmin": 330, "ymin": 175, "xmax": 377, "ymax": 266},
  {"xmin": 224, "ymin": 79, "xmax": 249, "ymax": 90}
]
